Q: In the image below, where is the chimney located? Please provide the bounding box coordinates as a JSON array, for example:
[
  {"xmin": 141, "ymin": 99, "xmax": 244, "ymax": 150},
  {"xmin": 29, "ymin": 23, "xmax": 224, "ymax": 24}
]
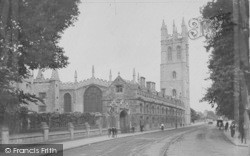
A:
[
  {"xmin": 140, "ymin": 77, "xmax": 145, "ymax": 88},
  {"xmin": 146, "ymin": 81, "xmax": 151, "ymax": 90},
  {"xmin": 152, "ymin": 82, "xmax": 156, "ymax": 91},
  {"xmin": 161, "ymin": 88, "xmax": 166, "ymax": 96}
]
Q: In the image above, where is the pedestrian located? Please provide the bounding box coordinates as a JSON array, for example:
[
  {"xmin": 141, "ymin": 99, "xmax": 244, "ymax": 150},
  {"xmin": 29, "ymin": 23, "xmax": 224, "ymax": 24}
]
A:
[
  {"xmin": 230, "ymin": 122, "xmax": 235, "ymax": 137},
  {"xmin": 225, "ymin": 122, "xmax": 229, "ymax": 131},
  {"xmin": 108, "ymin": 127, "xmax": 112, "ymax": 137},
  {"xmin": 218, "ymin": 122, "xmax": 221, "ymax": 130},
  {"xmin": 160, "ymin": 123, "xmax": 164, "ymax": 131},
  {"xmin": 221, "ymin": 122, "xmax": 224, "ymax": 130},
  {"xmin": 140, "ymin": 125, "xmax": 143, "ymax": 132},
  {"xmin": 132, "ymin": 126, "xmax": 135, "ymax": 133},
  {"xmin": 111, "ymin": 127, "xmax": 114, "ymax": 138},
  {"xmin": 114, "ymin": 127, "xmax": 117, "ymax": 138}
]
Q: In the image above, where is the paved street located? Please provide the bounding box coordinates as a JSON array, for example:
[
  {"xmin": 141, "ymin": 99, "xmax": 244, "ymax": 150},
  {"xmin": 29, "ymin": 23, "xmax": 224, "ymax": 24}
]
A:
[
  {"xmin": 167, "ymin": 124, "xmax": 248, "ymax": 156},
  {"xmin": 62, "ymin": 124, "xmax": 248, "ymax": 156}
]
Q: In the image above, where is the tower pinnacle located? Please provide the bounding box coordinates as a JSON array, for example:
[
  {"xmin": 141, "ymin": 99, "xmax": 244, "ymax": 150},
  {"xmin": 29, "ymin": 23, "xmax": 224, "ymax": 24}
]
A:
[
  {"xmin": 51, "ymin": 69, "xmax": 60, "ymax": 81},
  {"xmin": 74, "ymin": 70, "xmax": 77, "ymax": 83},
  {"xmin": 133, "ymin": 68, "xmax": 136, "ymax": 82},
  {"xmin": 181, "ymin": 17, "xmax": 188, "ymax": 38},
  {"xmin": 109, "ymin": 69, "xmax": 112, "ymax": 81},
  {"xmin": 161, "ymin": 19, "xmax": 168, "ymax": 40},
  {"xmin": 182, "ymin": 17, "xmax": 185, "ymax": 26},
  {"xmin": 36, "ymin": 69, "xmax": 44, "ymax": 80},
  {"xmin": 137, "ymin": 73, "xmax": 140, "ymax": 83},
  {"xmin": 92, "ymin": 65, "xmax": 95, "ymax": 78}
]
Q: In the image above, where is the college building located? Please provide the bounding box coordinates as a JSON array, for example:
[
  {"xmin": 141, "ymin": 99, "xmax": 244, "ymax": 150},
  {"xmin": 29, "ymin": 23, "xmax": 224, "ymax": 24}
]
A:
[{"xmin": 18, "ymin": 19, "xmax": 190, "ymax": 132}]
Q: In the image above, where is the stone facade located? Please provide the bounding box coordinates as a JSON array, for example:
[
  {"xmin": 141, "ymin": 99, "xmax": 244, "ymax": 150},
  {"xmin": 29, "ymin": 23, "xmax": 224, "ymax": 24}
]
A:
[
  {"xmin": 17, "ymin": 20, "xmax": 190, "ymax": 132},
  {"xmin": 160, "ymin": 18, "xmax": 191, "ymax": 125}
]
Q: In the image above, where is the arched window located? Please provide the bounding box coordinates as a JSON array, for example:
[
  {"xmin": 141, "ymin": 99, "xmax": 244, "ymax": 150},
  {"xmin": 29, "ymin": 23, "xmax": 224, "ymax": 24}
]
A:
[
  {"xmin": 168, "ymin": 47, "xmax": 172, "ymax": 61},
  {"xmin": 64, "ymin": 93, "xmax": 72, "ymax": 112},
  {"xmin": 140, "ymin": 103, "xmax": 143, "ymax": 113},
  {"xmin": 84, "ymin": 86, "xmax": 102, "ymax": 113},
  {"xmin": 172, "ymin": 71, "xmax": 176, "ymax": 79},
  {"xmin": 172, "ymin": 89, "xmax": 177, "ymax": 97},
  {"xmin": 177, "ymin": 46, "xmax": 181, "ymax": 60}
]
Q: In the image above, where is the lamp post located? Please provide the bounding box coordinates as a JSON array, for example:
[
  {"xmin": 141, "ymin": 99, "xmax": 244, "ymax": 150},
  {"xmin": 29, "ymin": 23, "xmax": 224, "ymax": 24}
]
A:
[{"xmin": 175, "ymin": 106, "xmax": 178, "ymax": 129}]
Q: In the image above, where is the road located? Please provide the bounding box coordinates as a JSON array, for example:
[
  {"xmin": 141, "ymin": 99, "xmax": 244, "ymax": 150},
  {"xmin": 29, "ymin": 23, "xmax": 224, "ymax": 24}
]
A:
[{"xmin": 63, "ymin": 124, "xmax": 248, "ymax": 156}]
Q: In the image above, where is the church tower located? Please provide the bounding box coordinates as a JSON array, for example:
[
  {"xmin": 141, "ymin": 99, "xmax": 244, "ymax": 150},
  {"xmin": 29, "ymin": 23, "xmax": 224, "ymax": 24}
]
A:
[{"xmin": 160, "ymin": 18, "xmax": 190, "ymax": 125}]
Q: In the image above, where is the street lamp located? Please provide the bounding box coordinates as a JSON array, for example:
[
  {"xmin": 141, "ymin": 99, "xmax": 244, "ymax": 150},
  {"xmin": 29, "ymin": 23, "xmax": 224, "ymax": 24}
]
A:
[{"xmin": 175, "ymin": 106, "xmax": 178, "ymax": 129}]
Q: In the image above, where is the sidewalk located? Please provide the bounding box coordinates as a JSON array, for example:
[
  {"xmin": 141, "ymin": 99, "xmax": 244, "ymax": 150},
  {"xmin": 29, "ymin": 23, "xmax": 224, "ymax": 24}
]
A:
[
  {"xmin": 223, "ymin": 130, "xmax": 249, "ymax": 147},
  {"xmin": 56, "ymin": 123, "xmax": 204, "ymax": 151}
]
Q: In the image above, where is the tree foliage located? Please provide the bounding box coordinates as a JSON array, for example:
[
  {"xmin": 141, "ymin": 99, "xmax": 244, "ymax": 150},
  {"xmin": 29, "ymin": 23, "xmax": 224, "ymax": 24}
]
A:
[
  {"xmin": 0, "ymin": 0, "xmax": 80, "ymax": 115},
  {"xmin": 191, "ymin": 108, "xmax": 201, "ymax": 123},
  {"xmin": 200, "ymin": 0, "xmax": 235, "ymax": 119}
]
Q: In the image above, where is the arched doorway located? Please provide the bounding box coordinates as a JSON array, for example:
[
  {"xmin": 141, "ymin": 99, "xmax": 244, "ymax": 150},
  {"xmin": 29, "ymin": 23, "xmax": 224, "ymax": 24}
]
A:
[
  {"xmin": 120, "ymin": 110, "xmax": 129, "ymax": 133},
  {"xmin": 84, "ymin": 86, "xmax": 102, "ymax": 113},
  {"xmin": 64, "ymin": 93, "xmax": 72, "ymax": 112}
]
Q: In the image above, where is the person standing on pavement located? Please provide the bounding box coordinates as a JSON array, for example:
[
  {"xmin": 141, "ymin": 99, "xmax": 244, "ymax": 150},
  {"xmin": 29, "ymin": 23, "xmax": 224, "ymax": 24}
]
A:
[
  {"xmin": 113, "ymin": 127, "xmax": 117, "ymax": 138},
  {"xmin": 160, "ymin": 123, "xmax": 164, "ymax": 131},
  {"xmin": 108, "ymin": 127, "xmax": 112, "ymax": 137},
  {"xmin": 230, "ymin": 122, "xmax": 236, "ymax": 137},
  {"xmin": 225, "ymin": 122, "xmax": 229, "ymax": 131}
]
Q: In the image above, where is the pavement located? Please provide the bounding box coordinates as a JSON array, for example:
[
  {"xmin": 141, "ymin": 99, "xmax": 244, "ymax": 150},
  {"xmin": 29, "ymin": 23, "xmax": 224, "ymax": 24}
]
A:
[
  {"xmin": 56, "ymin": 123, "xmax": 204, "ymax": 151},
  {"xmin": 223, "ymin": 129, "xmax": 249, "ymax": 147},
  {"xmin": 167, "ymin": 125, "xmax": 249, "ymax": 156}
]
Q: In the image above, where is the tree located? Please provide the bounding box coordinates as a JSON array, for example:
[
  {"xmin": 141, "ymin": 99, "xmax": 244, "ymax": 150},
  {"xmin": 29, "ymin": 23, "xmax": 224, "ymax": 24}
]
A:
[
  {"xmin": 191, "ymin": 108, "xmax": 200, "ymax": 123},
  {"xmin": 0, "ymin": 0, "xmax": 80, "ymax": 124},
  {"xmin": 200, "ymin": 0, "xmax": 235, "ymax": 119}
]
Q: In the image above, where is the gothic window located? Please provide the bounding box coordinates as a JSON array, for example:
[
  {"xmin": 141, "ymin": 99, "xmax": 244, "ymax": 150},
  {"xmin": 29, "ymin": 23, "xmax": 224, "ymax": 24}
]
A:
[
  {"xmin": 39, "ymin": 92, "xmax": 46, "ymax": 99},
  {"xmin": 168, "ymin": 47, "xmax": 172, "ymax": 61},
  {"xmin": 172, "ymin": 89, "xmax": 177, "ymax": 97},
  {"xmin": 172, "ymin": 71, "xmax": 177, "ymax": 79},
  {"xmin": 64, "ymin": 93, "xmax": 72, "ymax": 112},
  {"xmin": 39, "ymin": 105, "xmax": 46, "ymax": 112},
  {"xmin": 38, "ymin": 92, "xmax": 46, "ymax": 112},
  {"xmin": 177, "ymin": 46, "xmax": 181, "ymax": 60},
  {"xmin": 84, "ymin": 86, "xmax": 102, "ymax": 113},
  {"xmin": 116, "ymin": 85, "xmax": 123, "ymax": 93},
  {"xmin": 140, "ymin": 103, "xmax": 143, "ymax": 113}
]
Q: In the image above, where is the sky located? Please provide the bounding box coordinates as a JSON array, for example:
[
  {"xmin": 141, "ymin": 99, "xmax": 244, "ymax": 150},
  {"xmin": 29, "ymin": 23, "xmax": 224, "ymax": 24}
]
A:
[{"xmin": 41, "ymin": 0, "xmax": 214, "ymax": 112}]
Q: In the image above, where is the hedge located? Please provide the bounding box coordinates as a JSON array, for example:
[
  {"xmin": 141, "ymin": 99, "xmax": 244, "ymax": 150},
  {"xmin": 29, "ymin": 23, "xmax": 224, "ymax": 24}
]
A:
[{"xmin": 5, "ymin": 107, "xmax": 98, "ymax": 134}]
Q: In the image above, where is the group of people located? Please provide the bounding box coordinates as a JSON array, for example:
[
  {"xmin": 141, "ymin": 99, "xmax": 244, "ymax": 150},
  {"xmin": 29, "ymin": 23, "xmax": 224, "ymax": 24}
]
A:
[
  {"xmin": 217, "ymin": 120, "xmax": 239, "ymax": 140},
  {"xmin": 108, "ymin": 127, "xmax": 117, "ymax": 138},
  {"xmin": 229, "ymin": 121, "xmax": 236, "ymax": 138},
  {"xmin": 160, "ymin": 123, "xmax": 165, "ymax": 131}
]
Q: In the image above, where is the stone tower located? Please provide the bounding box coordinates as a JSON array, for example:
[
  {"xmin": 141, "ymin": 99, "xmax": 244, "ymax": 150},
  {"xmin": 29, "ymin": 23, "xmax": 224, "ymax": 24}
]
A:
[
  {"xmin": 50, "ymin": 69, "xmax": 60, "ymax": 112},
  {"xmin": 160, "ymin": 18, "xmax": 190, "ymax": 125}
]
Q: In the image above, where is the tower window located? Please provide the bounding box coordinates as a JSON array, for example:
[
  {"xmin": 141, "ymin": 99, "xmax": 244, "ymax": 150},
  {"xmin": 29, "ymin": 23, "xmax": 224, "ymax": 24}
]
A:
[
  {"xmin": 172, "ymin": 71, "xmax": 177, "ymax": 79},
  {"xmin": 39, "ymin": 105, "xmax": 46, "ymax": 112},
  {"xmin": 172, "ymin": 89, "xmax": 177, "ymax": 97},
  {"xmin": 39, "ymin": 92, "xmax": 46, "ymax": 99},
  {"xmin": 177, "ymin": 46, "xmax": 181, "ymax": 60},
  {"xmin": 168, "ymin": 47, "xmax": 172, "ymax": 61}
]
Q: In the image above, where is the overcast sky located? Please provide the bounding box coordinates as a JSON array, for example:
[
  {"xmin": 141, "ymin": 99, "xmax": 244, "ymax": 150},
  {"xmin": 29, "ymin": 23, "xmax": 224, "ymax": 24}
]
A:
[{"xmin": 41, "ymin": 0, "xmax": 214, "ymax": 112}]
